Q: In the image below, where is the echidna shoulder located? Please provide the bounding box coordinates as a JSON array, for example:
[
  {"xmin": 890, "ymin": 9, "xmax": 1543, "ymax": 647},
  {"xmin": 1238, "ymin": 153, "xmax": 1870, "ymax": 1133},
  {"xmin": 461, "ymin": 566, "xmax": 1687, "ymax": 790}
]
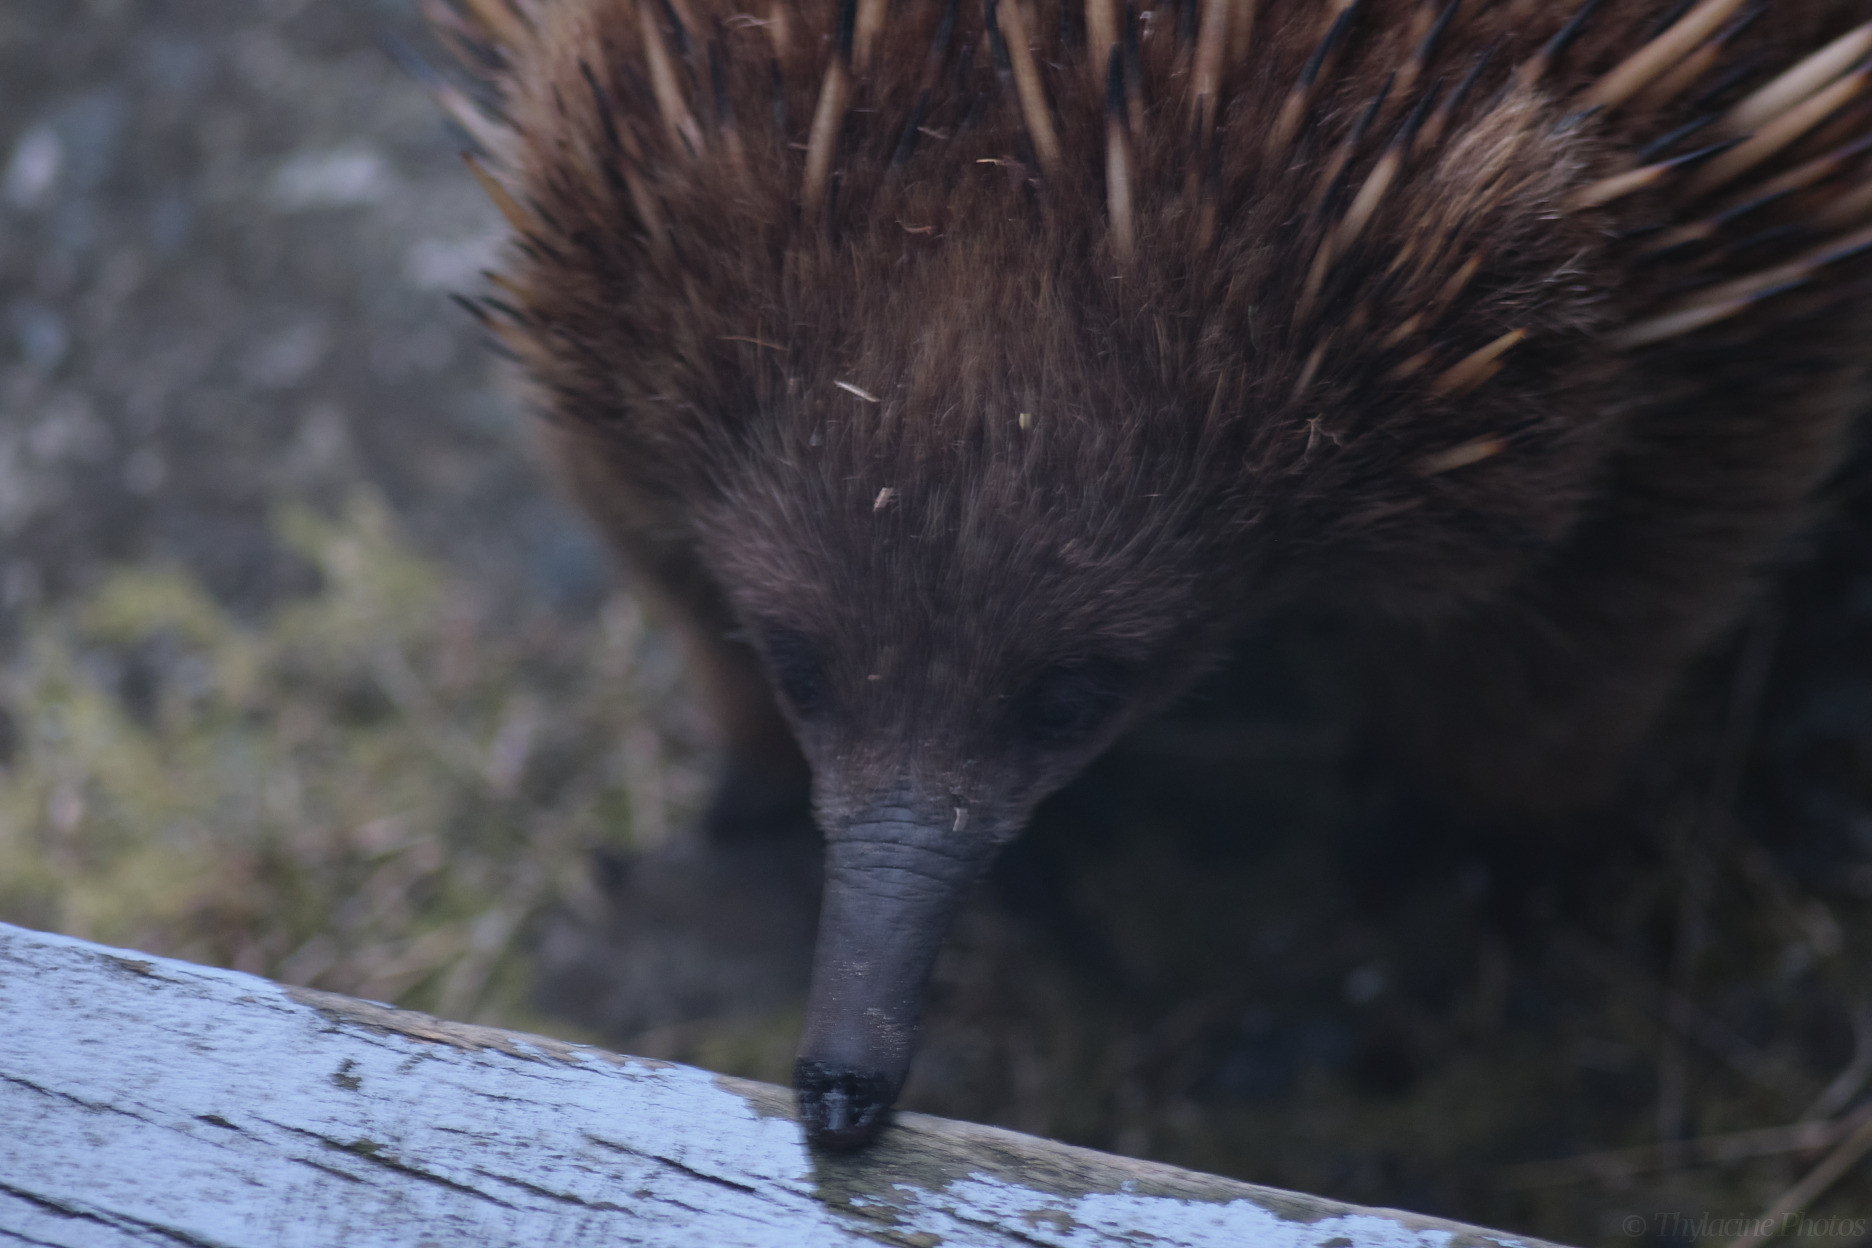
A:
[{"xmin": 425, "ymin": 0, "xmax": 1872, "ymax": 364}]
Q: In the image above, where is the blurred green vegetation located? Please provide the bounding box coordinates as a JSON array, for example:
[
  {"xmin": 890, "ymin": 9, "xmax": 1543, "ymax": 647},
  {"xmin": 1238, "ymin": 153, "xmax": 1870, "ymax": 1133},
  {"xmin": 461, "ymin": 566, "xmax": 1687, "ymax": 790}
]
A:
[{"xmin": 0, "ymin": 492, "xmax": 697, "ymax": 1031}]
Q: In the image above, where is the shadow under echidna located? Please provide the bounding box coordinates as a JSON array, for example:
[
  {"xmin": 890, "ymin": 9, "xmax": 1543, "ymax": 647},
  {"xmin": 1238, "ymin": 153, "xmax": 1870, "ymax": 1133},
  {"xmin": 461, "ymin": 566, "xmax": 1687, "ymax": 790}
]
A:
[{"xmin": 419, "ymin": 0, "xmax": 1872, "ymax": 1149}]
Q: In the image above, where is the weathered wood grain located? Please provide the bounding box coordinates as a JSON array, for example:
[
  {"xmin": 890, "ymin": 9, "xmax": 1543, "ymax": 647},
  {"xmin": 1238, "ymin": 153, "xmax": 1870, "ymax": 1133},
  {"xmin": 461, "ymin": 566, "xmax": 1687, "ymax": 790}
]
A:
[{"xmin": 0, "ymin": 922, "xmax": 1566, "ymax": 1247}]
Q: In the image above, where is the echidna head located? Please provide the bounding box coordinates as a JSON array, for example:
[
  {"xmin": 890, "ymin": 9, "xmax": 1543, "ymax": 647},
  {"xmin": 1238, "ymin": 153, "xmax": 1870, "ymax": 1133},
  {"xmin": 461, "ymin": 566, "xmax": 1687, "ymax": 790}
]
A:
[{"xmin": 696, "ymin": 392, "xmax": 1230, "ymax": 1146}]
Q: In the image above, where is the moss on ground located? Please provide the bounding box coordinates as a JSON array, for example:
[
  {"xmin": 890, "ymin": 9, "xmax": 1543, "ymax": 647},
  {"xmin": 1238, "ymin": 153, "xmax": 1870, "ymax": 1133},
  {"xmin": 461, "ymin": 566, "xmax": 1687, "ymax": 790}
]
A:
[{"xmin": 0, "ymin": 492, "xmax": 700, "ymax": 1033}]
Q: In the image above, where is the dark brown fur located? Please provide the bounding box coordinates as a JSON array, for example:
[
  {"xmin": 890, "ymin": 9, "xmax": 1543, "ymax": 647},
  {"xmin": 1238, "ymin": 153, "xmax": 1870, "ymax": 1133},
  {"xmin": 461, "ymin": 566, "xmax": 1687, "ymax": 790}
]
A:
[{"xmin": 429, "ymin": 0, "xmax": 1872, "ymax": 1145}]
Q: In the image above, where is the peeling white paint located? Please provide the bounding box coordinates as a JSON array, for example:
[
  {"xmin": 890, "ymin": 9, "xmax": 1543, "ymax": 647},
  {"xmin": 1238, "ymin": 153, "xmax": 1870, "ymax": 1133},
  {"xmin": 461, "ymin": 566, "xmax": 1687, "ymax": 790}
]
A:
[
  {"xmin": 0, "ymin": 924, "xmax": 1569, "ymax": 1248},
  {"xmin": 896, "ymin": 1177, "xmax": 1477, "ymax": 1248}
]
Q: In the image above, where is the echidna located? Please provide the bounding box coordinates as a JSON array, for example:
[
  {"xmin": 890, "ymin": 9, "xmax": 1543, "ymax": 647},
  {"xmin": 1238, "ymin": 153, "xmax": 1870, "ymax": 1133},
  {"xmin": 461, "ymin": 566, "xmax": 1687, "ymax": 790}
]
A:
[{"xmin": 422, "ymin": 0, "xmax": 1872, "ymax": 1148}]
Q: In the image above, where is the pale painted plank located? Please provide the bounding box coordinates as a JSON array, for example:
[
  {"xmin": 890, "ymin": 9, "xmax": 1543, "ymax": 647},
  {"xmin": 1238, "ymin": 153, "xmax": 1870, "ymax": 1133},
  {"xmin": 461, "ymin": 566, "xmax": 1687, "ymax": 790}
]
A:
[{"xmin": 0, "ymin": 923, "xmax": 1565, "ymax": 1248}]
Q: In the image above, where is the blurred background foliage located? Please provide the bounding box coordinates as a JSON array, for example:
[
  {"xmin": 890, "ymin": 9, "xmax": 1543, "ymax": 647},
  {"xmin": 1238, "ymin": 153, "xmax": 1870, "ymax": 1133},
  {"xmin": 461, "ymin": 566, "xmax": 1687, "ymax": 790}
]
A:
[{"xmin": 0, "ymin": 491, "xmax": 702, "ymax": 1029}]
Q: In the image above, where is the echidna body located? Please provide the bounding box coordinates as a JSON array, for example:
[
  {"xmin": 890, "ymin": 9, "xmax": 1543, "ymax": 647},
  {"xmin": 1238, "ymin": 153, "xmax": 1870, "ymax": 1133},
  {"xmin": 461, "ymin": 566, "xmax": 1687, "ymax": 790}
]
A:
[{"xmin": 429, "ymin": 0, "xmax": 1872, "ymax": 1147}]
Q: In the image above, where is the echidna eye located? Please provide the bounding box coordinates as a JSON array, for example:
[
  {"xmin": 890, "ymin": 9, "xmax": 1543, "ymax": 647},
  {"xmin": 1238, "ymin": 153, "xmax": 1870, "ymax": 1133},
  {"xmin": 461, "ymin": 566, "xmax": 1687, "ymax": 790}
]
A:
[
  {"xmin": 762, "ymin": 627, "xmax": 832, "ymax": 719},
  {"xmin": 1014, "ymin": 659, "xmax": 1131, "ymax": 748}
]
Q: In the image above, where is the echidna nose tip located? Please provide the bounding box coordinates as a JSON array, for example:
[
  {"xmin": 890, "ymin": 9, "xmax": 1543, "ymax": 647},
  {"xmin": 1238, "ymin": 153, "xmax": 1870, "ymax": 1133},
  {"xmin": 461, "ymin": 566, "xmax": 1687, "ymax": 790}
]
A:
[{"xmin": 794, "ymin": 1060, "xmax": 896, "ymax": 1151}]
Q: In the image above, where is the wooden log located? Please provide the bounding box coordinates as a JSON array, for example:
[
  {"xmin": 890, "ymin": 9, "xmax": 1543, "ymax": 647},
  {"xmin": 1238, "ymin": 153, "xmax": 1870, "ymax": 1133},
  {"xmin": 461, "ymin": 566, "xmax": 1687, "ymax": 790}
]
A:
[{"xmin": 0, "ymin": 922, "xmax": 1566, "ymax": 1247}]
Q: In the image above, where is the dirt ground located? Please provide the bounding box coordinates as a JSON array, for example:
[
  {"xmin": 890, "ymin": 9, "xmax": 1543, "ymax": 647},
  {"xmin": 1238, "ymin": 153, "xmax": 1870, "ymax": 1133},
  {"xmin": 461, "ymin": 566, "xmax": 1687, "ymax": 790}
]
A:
[{"xmin": 7, "ymin": 4, "xmax": 1872, "ymax": 1246}]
